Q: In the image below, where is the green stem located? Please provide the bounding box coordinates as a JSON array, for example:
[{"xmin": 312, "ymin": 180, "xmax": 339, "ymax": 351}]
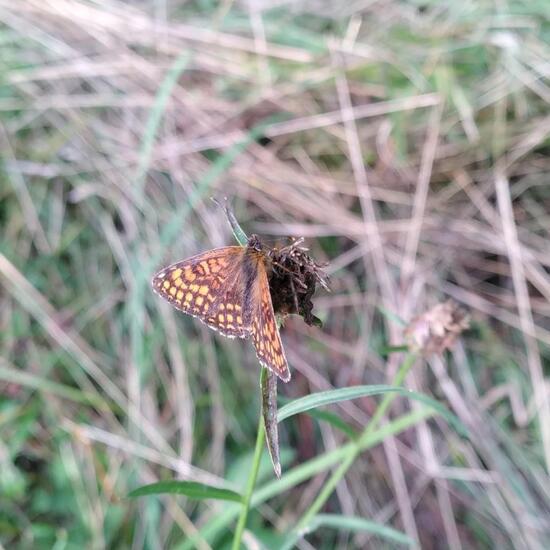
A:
[
  {"xmin": 296, "ymin": 353, "xmax": 417, "ymax": 531},
  {"xmin": 232, "ymin": 368, "xmax": 267, "ymax": 550}
]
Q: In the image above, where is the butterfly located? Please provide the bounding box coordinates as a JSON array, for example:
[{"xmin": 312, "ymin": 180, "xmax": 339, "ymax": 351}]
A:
[{"xmin": 151, "ymin": 234, "xmax": 291, "ymax": 382}]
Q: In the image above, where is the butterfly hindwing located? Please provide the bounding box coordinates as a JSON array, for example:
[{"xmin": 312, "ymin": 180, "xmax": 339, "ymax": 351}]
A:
[
  {"xmin": 152, "ymin": 246, "xmax": 251, "ymax": 338},
  {"xmin": 250, "ymin": 261, "xmax": 291, "ymax": 382}
]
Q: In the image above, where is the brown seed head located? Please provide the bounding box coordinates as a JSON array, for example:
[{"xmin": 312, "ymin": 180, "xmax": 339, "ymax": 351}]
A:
[
  {"xmin": 266, "ymin": 238, "xmax": 329, "ymax": 327},
  {"xmin": 405, "ymin": 300, "xmax": 470, "ymax": 355}
]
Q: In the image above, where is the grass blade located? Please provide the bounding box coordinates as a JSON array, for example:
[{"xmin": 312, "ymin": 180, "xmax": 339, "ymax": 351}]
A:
[
  {"xmin": 278, "ymin": 384, "xmax": 468, "ymax": 437},
  {"xmin": 177, "ymin": 408, "xmax": 436, "ymax": 549},
  {"xmin": 305, "ymin": 409, "xmax": 357, "ymax": 438},
  {"xmin": 278, "ymin": 385, "xmax": 397, "ymax": 421},
  {"xmin": 128, "ymin": 481, "xmax": 242, "ymax": 503},
  {"xmin": 134, "ymin": 52, "xmax": 190, "ymax": 202},
  {"xmin": 0, "ymin": 361, "xmax": 106, "ymax": 408},
  {"xmin": 280, "ymin": 514, "xmax": 414, "ymax": 549},
  {"xmin": 311, "ymin": 514, "xmax": 414, "ymax": 544}
]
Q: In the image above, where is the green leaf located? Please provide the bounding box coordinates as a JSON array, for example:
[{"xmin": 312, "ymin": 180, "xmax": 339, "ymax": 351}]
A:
[
  {"xmin": 277, "ymin": 385, "xmax": 394, "ymax": 422},
  {"xmin": 211, "ymin": 197, "xmax": 249, "ymax": 246},
  {"xmin": 128, "ymin": 481, "xmax": 242, "ymax": 503},
  {"xmin": 305, "ymin": 409, "xmax": 357, "ymax": 438},
  {"xmin": 177, "ymin": 408, "xmax": 436, "ymax": 549},
  {"xmin": 280, "ymin": 514, "xmax": 414, "ymax": 548},
  {"xmin": 278, "ymin": 385, "xmax": 468, "ymax": 437}
]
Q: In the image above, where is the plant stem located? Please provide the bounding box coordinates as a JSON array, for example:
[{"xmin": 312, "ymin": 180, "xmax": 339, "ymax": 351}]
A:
[
  {"xmin": 180, "ymin": 408, "xmax": 435, "ymax": 550},
  {"xmin": 232, "ymin": 368, "xmax": 267, "ymax": 550},
  {"xmin": 295, "ymin": 353, "xmax": 417, "ymax": 532}
]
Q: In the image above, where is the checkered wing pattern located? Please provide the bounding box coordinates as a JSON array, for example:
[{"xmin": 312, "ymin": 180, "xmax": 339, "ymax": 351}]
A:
[
  {"xmin": 152, "ymin": 247, "xmax": 251, "ymax": 339},
  {"xmin": 251, "ymin": 261, "xmax": 291, "ymax": 382}
]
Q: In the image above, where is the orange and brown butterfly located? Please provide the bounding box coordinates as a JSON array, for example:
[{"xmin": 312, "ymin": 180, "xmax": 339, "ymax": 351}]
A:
[{"xmin": 151, "ymin": 235, "xmax": 291, "ymax": 382}]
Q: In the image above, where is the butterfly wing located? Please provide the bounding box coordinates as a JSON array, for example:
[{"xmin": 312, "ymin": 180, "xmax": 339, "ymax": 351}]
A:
[
  {"xmin": 250, "ymin": 259, "xmax": 291, "ymax": 382},
  {"xmin": 152, "ymin": 246, "xmax": 251, "ymax": 338}
]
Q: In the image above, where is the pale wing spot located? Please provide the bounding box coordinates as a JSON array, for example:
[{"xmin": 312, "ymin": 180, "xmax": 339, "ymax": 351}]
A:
[
  {"xmin": 200, "ymin": 261, "xmax": 210, "ymax": 274},
  {"xmin": 153, "ymin": 247, "xmax": 251, "ymax": 340},
  {"xmin": 236, "ymin": 315, "xmax": 243, "ymax": 325},
  {"xmin": 219, "ymin": 303, "xmax": 225, "ymax": 311},
  {"xmin": 235, "ymin": 304, "xmax": 242, "ymax": 312}
]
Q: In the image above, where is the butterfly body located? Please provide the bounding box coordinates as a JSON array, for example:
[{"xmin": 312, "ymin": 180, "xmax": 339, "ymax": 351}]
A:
[{"xmin": 152, "ymin": 236, "xmax": 291, "ymax": 382}]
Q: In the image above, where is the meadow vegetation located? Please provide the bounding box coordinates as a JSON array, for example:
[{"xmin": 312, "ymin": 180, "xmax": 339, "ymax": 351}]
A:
[{"xmin": 1, "ymin": 1, "xmax": 549, "ymax": 548}]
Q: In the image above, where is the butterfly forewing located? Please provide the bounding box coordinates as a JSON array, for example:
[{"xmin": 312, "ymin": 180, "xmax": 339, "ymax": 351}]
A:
[
  {"xmin": 251, "ymin": 261, "xmax": 291, "ymax": 382},
  {"xmin": 152, "ymin": 246, "xmax": 251, "ymax": 338},
  {"xmin": 153, "ymin": 241, "xmax": 292, "ymax": 382}
]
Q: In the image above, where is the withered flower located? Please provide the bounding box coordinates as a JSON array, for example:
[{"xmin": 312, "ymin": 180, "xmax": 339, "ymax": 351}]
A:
[
  {"xmin": 404, "ymin": 300, "xmax": 470, "ymax": 355},
  {"xmin": 266, "ymin": 238, "xmax": 329, "ymax": 328}
]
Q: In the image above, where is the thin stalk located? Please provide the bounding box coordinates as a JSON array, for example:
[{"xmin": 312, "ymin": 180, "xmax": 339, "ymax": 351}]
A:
[
  {"xmin": 232, "ymin": 368, "xmax": 267, "ymax": 550},
  {"xmin": 295, "ymin": 353, "xmax": 417, "ymax": 532}
]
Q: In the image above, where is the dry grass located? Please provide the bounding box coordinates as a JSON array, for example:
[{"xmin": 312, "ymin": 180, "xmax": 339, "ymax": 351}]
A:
[{"xmin": 1, "ymin": 1, "xmax": 549, "ymax": 548}]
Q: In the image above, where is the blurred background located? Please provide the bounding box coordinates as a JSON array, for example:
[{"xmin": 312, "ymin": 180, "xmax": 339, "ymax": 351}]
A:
[{"xmin": 1, "ymin": 1, "xmax": 549, "ymax": 548}]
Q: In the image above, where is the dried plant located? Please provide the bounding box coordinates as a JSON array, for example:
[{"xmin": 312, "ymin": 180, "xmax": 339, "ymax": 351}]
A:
[
  {"xmin": 268, "ymin": 237, "xmax": 330, "ymax": 328},
  {"xmin": 405, "ymin": 300, "xmax": 470, "ymax": 355}
]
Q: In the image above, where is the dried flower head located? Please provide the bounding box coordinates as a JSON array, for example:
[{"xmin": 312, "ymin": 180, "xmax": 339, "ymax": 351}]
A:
[
  {"xmin": 266, "ymin": 238, "xmax": 330, "ymax": 328},
  {"xmin": 404, "ymin": 300, "xmax": 470, "ymax": 355}
]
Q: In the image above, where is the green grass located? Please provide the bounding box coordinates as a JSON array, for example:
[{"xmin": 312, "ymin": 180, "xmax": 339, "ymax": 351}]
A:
[{"xmin": 1, "ymin": 1, "xmax": 550, "ymax": 548}]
